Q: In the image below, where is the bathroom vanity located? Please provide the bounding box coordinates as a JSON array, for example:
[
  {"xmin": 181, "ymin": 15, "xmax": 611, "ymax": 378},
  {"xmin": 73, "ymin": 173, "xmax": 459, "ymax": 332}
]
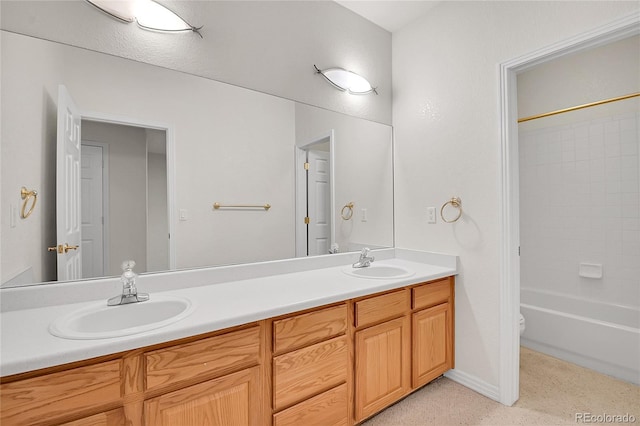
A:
[{"xmin": 0, "ymin": 250, "xmax": 456, "ymax": 425}]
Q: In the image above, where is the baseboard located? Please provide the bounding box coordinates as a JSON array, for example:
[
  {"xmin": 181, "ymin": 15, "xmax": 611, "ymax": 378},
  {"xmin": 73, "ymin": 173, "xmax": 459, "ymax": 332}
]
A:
[{"xmin": 444, "ymin": 369, "xmax": 501, "ymax": 402}]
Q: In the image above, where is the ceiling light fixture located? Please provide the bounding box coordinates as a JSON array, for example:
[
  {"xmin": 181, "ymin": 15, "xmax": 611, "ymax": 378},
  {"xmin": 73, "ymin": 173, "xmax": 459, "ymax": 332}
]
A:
[
  {"xmin": 314, "ymin": 65, "xmax": 377, "ymax": 95},
  {"xmin": 86, "ymin": 0, "xmax": 203, "ymax": 37}
]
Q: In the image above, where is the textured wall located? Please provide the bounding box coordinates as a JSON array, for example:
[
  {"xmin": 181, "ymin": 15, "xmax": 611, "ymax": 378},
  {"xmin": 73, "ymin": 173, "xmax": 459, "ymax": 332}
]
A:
[{"xmin": 392, "ymin": 0, "xmax": 638, "ymax": 392}]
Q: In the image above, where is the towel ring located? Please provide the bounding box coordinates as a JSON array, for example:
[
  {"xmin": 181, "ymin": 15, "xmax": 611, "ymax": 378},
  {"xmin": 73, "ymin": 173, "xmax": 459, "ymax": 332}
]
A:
[
  {"xmin": 20, "ymin": 187, "xmax": 38, "ymax": 219},
  {"xmin": 341, "ymin": 202, "xmax": 354, "ymax": 220},
  {"xmin": 440, "ymin": 197, "xmax": 462, "ymax": 223}
]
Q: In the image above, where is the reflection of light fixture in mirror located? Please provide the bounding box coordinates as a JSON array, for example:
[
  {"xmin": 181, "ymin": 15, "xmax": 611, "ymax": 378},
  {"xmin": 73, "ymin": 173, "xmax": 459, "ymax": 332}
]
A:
[
  {"xmin": 86, "ymin": 0, "xmax": 203, "ymax": 37},
  {"xmin": 314, "ymin": 65, "xmax": 377, "ymax": 95}
]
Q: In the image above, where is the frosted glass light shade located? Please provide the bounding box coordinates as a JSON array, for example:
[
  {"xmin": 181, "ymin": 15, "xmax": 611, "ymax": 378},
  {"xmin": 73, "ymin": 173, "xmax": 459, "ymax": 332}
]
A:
[
  {"xmin": 86, "ymin": 0, "xmax": 201, "ymax": 34},
  {"xmin": 315, "ymin": 65, "xmax": 377, "ymax": 95}
]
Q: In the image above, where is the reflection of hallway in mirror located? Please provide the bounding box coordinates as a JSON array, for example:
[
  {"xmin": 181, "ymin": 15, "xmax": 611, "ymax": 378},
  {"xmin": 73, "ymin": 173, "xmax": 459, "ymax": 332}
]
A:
[
  {"xmin": 81, "ymin": 144, "xmax": 106, "ymax": 278},
  {"xmin": 80, "ymin": 120, "xmax": 169, "ymax": 277}
]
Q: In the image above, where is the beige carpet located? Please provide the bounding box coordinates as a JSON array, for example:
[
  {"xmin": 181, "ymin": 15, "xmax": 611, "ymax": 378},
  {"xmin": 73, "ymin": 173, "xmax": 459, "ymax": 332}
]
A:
[{"xmin": 363, "ymin": 347, "xmax": 640, "ymax": 425}]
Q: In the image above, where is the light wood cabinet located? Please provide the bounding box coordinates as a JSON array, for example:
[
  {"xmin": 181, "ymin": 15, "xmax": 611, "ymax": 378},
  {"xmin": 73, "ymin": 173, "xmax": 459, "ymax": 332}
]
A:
[
  {"xmin": 270, "ymin": 304, "xmax": 349, "ymax": 425},
  {"xmin": 412, "ymin": 303, "xmax": 453, "ymax": 387},
  {"xmin": 1, "ymin": 276, "xmax": 455, "ymax": 426},
  {"xmin": 411, "ymin": 277, "xmax": 454, "ymax": 389},
  {"xmin": 0, "ymin": 360, "xmax": 122, "ymax": 425},
  {"xmin": 273, "ymin": 304, "xmax": 347, "ymax": 354},
  {"xmin": 273, "ymin": 383, "xmax": 348, "ymax": 426},
  {"xmin": 144, "ymin": 326, "xmax": 261, "ymax": 391},
  {"xmin": 273, "ymin": 336, "xmax": 348, "ymax": 410},
  {"xmin": 354, "ymin": 316, "xmax": 410, "ymax": 422},
  {"xmin": 61, "ymin": 408, "xmax": 126, "ymax": 426},
  {"xmin": 144, "ymin": 366, "xmax": 261, "ymax": 426}
]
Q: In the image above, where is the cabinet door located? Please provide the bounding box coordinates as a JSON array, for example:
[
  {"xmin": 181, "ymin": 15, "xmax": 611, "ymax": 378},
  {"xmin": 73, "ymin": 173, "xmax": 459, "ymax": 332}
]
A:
[
  {"xmin": 354, "ymin": 316, "xmax": 410, "ymax": 422},
  {"xmin": 144, "ymin": 367, "xmax": 261, "ymax": 426},
  {"xmin": 412, "ymin": 303, "xmax": 452, "ymax": 388}
]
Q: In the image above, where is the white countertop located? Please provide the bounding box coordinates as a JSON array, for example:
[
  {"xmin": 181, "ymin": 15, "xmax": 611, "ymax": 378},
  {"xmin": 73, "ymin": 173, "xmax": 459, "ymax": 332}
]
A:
[{"xmin": 0, "ymin": 250, "xmax": 457, "ymax": 376}]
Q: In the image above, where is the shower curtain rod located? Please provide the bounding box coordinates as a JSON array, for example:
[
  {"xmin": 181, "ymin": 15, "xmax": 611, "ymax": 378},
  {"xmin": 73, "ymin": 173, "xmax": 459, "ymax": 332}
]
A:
[{"xmin": 518, "ymin": 92, "xmax": 640, "ymax": 123}]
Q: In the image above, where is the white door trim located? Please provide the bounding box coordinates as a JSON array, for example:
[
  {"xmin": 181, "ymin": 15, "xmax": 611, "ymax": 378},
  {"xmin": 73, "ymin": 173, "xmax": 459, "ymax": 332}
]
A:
[
  {"xmin": 498, "ymin": 11, "xmax": 639, "ymax": 406},
  {"xmin": 80, "ymin": 111, "xmax": 177, "ymax": 270}
]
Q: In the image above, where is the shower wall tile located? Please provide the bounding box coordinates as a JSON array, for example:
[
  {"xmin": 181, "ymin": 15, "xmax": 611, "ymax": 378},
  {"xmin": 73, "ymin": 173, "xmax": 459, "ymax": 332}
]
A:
[{"xmin": 519, "ymin": 110, "xmax": 639, "ymax": 308}]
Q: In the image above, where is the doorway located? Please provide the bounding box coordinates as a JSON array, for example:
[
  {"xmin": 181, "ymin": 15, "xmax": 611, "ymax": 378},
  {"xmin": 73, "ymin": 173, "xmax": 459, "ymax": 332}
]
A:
[
  {"xmin": 498, "ymin": 14, "xmax": 639, "ymax": 405},
  {"xmin": 80, "ymin": 120, "xmax": 169, "ymax": 277}
]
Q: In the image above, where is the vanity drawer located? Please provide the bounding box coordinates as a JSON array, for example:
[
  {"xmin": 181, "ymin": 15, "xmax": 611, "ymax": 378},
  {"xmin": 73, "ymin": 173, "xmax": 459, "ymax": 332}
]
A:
[
  {"xmin": 413, "ymin": 278, "xmax": 452, "ymax": 310},
  {"xmin": 0, "ymin": 360, "xmax": 121, "ymax": 425},
  {"xmin": 355, "ymin": 289, "xmax": 408, "ymax": 328},
  {"xmin": 145, "ymin": 326, "xmax": 260, "ymax": 390},
  {"xmin": 273, "ymin": 304, "xmax": 347, "ymax": 354},
  {"xmin": 273, "ymin": 336, "xmax": 348, "ymax": 410},
  {"xmin": 273, "ymin": 383, "xmax": 348, "ymax": 426}
]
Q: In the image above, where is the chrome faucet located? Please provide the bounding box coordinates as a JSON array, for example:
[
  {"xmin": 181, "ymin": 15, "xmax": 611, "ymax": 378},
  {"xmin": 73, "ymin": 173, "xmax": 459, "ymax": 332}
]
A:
[
  {"xmin": 352, "ymin": 248, "xmax": 375, "ymax": 268},
  {"xmin": 107, "ymin": 261, "xmax": 149, "ymax": 306}
]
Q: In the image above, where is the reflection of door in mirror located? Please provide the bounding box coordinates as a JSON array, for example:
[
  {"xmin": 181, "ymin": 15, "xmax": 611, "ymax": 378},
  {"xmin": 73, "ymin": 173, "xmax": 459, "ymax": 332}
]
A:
[
  {"xmin": 78, "ymin": 120, "xmax": 169, "ymax": 278},
  {"xmin": 56, "ymin": 85, "xmax": 82, "ymax": 281},
  {"xmin": 295, "ymin": 131, "xmax": 335, "ymax": 257},
  {"xmin": 307, "ymin": 149, "xmax": 330, "ymax": 256}
]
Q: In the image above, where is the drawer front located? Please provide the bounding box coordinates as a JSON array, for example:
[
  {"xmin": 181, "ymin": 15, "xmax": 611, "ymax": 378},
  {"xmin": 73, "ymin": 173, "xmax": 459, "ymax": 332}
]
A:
[
  {"xmin": 273, "ymin": 336, "xmax": 348, "ymax": 410},
  {"xmin": 413, "ymin": 278, "xmax": 451, "ymax": 310},
  {"xmin": 0, "ymin": 360, "xmax": 121, "ymax": 425},
  {"xmin": 273, "ymin": 304, "xmax": 347, "ymax": 354},
  {"xmin": 61, "ymin": 408, "xmax": 126, "ymax": 426},
  {"xmin": 273, "ymin": 384, "xmax": 348, "ymax": 426},
  {"xmin": 145, "ymin": 326, "xmax": 260, "ymax": 390},
  {"xmin": 355, "ymin": 290, "xmax": 408, "ymax": 328}
]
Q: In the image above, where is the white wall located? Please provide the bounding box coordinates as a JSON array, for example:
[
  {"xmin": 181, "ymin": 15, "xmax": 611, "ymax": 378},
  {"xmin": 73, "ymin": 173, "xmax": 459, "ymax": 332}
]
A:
[
  {"xmin": 0, "ymin": 0, "xmax": 391, "ymax": 125},
  {"xmin": 518, "ymin": 36, "xmax": 640, "ymax": 310},
  {"xmin": 392, "ymin": 1, "xmax": 639, "ymax": 394}
]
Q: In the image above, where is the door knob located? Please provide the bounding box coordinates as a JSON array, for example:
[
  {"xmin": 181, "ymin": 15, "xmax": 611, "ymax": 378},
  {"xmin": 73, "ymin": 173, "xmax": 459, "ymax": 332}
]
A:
[{"xmin": 47, "ymin": 243, "xmax": 79, "ymax": 254}]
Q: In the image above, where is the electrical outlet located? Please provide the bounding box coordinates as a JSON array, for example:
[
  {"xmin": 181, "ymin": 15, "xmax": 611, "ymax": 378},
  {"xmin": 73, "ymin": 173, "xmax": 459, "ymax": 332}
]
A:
[
  {"xmin": 427, "ymin": 207, "xmax": 436, "ymax": 224},
  {"xmin": 361, "ymin": 208, "xmax": 368, "ymax": 222}
]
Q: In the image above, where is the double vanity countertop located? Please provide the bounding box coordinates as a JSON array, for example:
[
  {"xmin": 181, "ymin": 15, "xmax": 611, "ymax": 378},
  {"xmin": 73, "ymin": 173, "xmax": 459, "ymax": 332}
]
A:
[{"xmin": 0, "ymin": 249, "xmax": 457, "ymax": 377}]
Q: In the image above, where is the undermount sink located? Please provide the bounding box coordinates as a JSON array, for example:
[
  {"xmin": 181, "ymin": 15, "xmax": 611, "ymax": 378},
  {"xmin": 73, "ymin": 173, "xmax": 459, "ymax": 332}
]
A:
[
  {"xmin": 343, "ymin": 265, "xmax": 415, "ymax": 279},
  {"xmin": 49, "ymin": 295, "xmax": 194, "ymax": 340}
]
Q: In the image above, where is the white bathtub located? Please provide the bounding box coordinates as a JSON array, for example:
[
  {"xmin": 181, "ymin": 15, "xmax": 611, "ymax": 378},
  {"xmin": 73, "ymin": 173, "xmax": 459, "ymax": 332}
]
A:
[{"xmin": 521, "ymin": 288, "xmax": 640, "ymax": 385}]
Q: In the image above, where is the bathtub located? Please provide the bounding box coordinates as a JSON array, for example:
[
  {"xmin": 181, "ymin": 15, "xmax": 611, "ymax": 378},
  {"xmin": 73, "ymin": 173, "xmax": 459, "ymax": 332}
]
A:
[{"xmin": 521, "ymin": 288, "xmax": 640, "ymax": 385}]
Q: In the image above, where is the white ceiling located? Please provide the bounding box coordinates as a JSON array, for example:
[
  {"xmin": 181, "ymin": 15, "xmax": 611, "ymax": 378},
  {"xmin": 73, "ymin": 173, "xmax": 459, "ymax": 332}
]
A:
[{"xmin": 335, "ymin": 1, "xmax": 441, "ymax": 33}]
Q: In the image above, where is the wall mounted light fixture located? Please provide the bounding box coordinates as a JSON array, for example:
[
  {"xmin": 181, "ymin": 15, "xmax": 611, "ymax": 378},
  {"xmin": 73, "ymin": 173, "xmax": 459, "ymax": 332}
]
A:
[
  {"xmin": 86, "ymin": 0, "xmax": 203, "ymax": 37},
  {"xmin": 314, "ymin": 65, "xmax": 377, "ymax": 95}
]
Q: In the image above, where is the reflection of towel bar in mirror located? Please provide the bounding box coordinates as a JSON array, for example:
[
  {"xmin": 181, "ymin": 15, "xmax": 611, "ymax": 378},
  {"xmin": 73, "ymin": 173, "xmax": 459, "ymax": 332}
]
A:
[
  {"xmin": 213, "ymin": 202, "xmax": 271, "ymax": 211},
  {"xmin": 20, "ymin": 187, "xmax": 38, "ymax": 219}
]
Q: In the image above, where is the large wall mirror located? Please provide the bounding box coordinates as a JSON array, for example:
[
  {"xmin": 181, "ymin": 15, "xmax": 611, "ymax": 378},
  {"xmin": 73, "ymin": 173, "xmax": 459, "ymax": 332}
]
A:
[{"xmin": 1, "ymin": 31, "xmax": 394, "ymax": 288}]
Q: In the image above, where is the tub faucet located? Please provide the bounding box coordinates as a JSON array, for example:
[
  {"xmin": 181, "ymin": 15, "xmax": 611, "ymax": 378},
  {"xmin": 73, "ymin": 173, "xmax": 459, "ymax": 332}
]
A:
[
  {"xmin": 352, "ymin": 248, "xmax": 374, "ymax": 268},
  {"xmin": 107, "ymin": 260, "xmax": 149, "ymax": 306}
]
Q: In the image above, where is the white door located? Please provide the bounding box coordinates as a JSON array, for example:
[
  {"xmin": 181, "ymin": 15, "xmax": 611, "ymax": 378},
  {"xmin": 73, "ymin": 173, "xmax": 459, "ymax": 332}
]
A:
[
  {"xmin": 56, "ymin": 85, "xmax": 82, "ymax": 281},
  {"xmin": 307, "ymin": 150, "xmax": 330, "ymax": 255},
  {"xmin": 81, "ymin": 144, "xmax": 105, "ymax": 278}
]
